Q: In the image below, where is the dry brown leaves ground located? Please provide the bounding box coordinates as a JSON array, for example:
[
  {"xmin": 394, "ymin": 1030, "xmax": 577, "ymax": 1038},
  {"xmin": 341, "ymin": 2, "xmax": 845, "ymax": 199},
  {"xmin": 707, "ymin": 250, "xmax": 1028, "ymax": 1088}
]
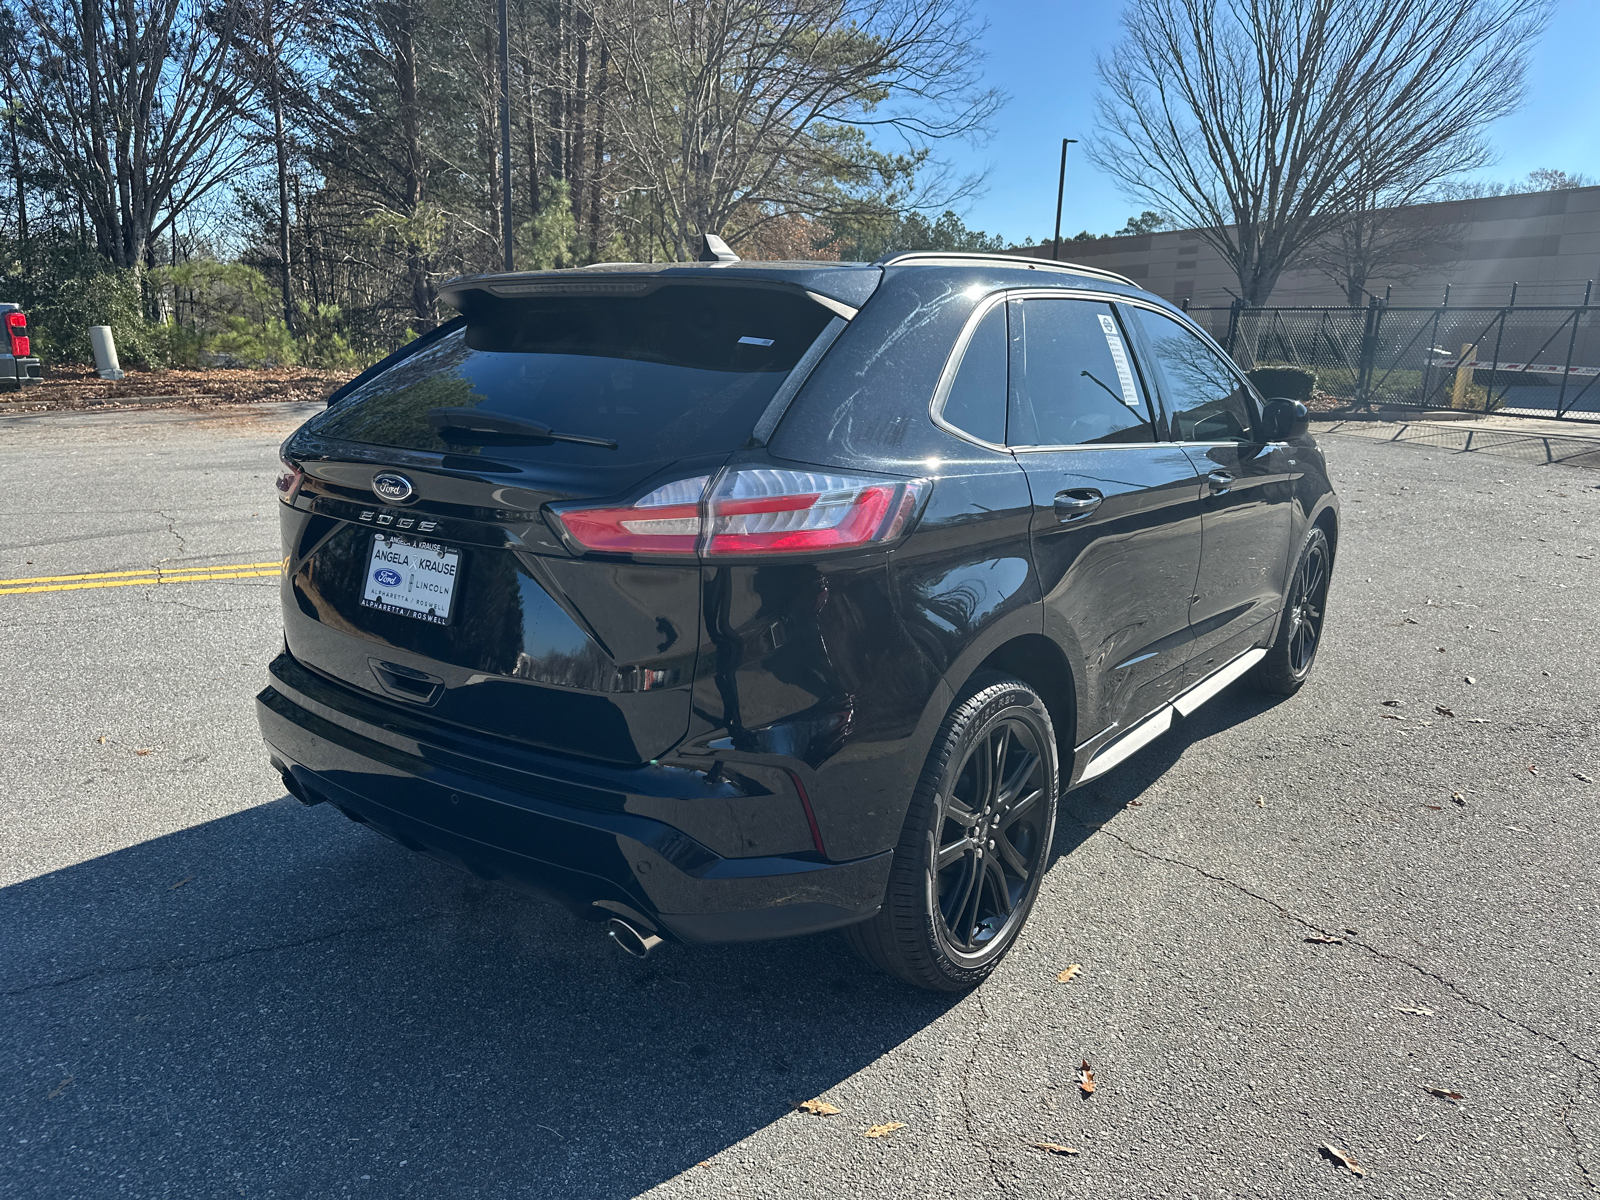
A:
[{"xmin": 2, "ymin": 365, "xmax": 355, "ymax": 412}]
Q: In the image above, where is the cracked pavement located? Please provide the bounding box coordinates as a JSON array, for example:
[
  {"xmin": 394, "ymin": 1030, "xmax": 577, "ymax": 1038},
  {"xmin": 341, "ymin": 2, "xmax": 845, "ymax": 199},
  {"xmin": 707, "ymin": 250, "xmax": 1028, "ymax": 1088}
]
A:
[{"xmin": 1, "ymin": 404, "xmax": 1597, "ymax": 1198}]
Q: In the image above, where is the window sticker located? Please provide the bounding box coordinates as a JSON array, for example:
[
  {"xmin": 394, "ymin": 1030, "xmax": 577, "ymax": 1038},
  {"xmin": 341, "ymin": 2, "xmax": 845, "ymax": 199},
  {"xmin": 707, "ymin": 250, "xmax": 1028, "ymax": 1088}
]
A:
[
  {"xmin": 738, "ymin": 336, "xmax": 775, "ymax": 346},
  {"xmin": 1097, "ymin": 314, "xmax": 1141, "ymax": 408}
]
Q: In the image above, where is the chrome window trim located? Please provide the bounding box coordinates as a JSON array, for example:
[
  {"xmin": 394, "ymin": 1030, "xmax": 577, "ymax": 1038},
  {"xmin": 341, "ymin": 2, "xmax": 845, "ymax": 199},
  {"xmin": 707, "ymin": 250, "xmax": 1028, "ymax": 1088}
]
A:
[
  {"xmin": 928, "ymin": 290, "xmax": 1013, "ymax": 453},
  {"xmin": 990, "ymin": 289, "xmax": 1158, "ymax": 451},
  {"xmin": 1116, "ymin": 298, "xmax": 1266, "ymax": 432},
  {"xmin": 929, "ymin": 288, "xmax": 1249, "ymax": 453}
]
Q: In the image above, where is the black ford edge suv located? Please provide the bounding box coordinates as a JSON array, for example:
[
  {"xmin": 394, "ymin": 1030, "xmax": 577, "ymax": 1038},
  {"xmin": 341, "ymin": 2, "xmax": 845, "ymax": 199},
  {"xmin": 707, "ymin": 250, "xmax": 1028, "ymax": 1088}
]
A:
[{"xmin": 258, "ymin": 251, "xmax": 1337, "ymax": 991}]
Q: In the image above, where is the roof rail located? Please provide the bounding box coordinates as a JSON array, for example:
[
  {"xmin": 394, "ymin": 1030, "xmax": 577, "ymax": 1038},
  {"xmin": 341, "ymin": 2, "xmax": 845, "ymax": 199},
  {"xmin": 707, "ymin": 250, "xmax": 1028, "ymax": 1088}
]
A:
[{"xmin": 873, "ymin": 251, "xmax": 1137, "ymax": 288}]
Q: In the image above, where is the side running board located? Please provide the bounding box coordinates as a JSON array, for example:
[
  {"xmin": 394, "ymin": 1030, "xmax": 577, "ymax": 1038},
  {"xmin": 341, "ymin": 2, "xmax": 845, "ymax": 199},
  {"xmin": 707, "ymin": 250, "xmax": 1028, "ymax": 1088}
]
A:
[{"xmin": 1078, "ymin": 648, "xmax": 1267, "ymax": 783}]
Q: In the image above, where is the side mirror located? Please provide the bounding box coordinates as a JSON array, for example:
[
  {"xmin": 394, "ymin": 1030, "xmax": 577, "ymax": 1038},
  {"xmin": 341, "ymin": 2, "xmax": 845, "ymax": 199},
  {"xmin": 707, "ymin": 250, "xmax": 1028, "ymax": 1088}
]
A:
[{"xmin": 1262, "ymin": 398, "xmax": 1309, "ymax": 441}]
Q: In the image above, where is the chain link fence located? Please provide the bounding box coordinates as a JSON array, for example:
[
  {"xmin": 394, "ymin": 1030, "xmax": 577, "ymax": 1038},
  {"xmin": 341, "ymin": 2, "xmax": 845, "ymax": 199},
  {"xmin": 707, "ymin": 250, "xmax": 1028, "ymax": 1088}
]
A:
[{"xmin": 1185, "ymin": 301, "xmax": 1600, "ymax": 423}]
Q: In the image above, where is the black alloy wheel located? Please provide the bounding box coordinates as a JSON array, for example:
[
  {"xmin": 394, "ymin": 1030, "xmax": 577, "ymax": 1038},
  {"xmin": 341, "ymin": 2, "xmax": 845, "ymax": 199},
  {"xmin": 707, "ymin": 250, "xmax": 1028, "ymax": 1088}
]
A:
[
  {"xmin": 1287, "ymin": 534, "xmax": 1330, "ymax": 674},
  {"xmin": 845, "ymin": 673, "xmax": 1059, "ymax": 991},
  {"xmin": 933, "ymin": 717, "xmax": 1051, "ymax": 959},
  {"xmin": 1254, "ymin": 525, "xmax": 1333, "ymax": 695}
]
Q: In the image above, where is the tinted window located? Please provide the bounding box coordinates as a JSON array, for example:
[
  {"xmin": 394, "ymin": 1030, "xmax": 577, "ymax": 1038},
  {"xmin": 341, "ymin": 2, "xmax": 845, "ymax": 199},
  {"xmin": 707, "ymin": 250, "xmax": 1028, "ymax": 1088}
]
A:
[
  {"xmin": 304, "ymin": 285, "xmax": 834, "ymax": 467},
  {"xmin": 939, "ymin": 303, "xmax": 1007, "ymax": 443},
  {"xmin": 1128, "ymin": 308, "xmax": 1256, "ymax": 442},
  {"xmin": 1007, "ymin": 298, "xmax": 1153, "ymax": 446}
]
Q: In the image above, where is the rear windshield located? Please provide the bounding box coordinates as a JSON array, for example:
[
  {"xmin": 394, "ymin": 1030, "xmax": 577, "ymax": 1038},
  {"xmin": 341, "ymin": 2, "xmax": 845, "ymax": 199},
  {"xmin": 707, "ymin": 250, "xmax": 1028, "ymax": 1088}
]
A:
[{"xmin": 303, "ymin": 285, "xmax": 835, "ymax": 465}]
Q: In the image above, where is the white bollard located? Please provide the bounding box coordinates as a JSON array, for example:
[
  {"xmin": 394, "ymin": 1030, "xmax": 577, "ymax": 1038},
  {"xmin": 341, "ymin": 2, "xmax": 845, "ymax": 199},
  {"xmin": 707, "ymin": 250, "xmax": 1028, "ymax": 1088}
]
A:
[{"xmin": 89, "ymin": 325, "xmax": 125, "ymax": 380}]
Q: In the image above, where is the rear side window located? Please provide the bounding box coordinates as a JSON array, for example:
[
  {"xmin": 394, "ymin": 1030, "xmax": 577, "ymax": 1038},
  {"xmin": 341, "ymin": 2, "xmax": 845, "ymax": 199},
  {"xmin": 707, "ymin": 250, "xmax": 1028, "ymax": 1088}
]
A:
[
  {"xmin": 1006, "ymin": 297, "xmax": 1154, "ymax": 446},
  {"xmin": 304, "ymin": 285, "xmax": 835, "ymax": 466},
  {"xmin": 1126, "ymin": 308, "xmax": 1257, "ymax": 443},
  {"xmin": 938, "ymin": 303, "xmax": 1007, "ymax": 444}
]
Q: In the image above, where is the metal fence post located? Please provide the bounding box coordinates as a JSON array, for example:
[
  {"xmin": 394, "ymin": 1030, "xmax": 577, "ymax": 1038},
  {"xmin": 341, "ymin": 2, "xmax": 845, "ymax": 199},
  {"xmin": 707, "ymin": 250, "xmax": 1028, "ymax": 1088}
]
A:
[
  {"xmin": 1487, "ymin": 306, "xmax": 1508, "ymax": 411},
  {"xmin": 1556, "ymin": 281, "xmax": 1591, "ymax": 418},
  {"xmin": 1421, "ymin": 304, "xmax": 1442, "ymax": 407},
  {"xmin": 1225, "ymin": 298, "xmax": 1244, "ymax": 356},
  {"xmin": 1356, "ymin": 296, "xmax": 1382, "ymax": 406}
]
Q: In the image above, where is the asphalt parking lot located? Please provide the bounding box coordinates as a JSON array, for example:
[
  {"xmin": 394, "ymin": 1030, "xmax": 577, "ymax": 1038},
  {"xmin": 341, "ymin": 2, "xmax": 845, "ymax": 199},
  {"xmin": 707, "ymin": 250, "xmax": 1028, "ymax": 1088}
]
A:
[{"xmin": 2, "ymin": 404, "xmax": 1597, "ymax": 1199}]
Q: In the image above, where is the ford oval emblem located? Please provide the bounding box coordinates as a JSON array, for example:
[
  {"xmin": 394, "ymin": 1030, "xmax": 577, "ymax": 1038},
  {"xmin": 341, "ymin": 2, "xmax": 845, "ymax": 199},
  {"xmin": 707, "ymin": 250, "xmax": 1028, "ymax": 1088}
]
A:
[
  {"xmin": 373, "ymin": 567, "xmax": 403, "ymax": 587},
  {"xmin": 372, "ymin": 472, "xmax": 414, "ymax": 503}
]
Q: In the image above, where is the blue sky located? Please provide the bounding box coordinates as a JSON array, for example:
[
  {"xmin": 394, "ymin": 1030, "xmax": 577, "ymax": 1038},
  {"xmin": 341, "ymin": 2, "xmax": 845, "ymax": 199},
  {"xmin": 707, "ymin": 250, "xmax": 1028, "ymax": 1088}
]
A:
[{"xmin": 941, "ymin": 0, "xmax": 1600, "ymax": 245}]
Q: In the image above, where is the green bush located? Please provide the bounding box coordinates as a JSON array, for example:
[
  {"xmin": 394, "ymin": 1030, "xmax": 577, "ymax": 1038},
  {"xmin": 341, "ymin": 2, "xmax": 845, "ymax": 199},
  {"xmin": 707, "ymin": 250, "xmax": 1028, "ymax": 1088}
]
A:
[{"xmin": 1248, "ymin": 364, "xmax": 1317, "ymax": 403}]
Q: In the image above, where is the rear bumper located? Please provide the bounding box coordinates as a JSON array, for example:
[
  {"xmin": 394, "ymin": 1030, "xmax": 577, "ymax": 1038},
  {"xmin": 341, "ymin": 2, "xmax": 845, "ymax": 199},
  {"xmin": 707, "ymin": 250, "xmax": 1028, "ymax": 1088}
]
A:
[
  {"xmin": 0, "ymin": 357, "xmax": 41, "ymax": 390},
  {"xmin": 256, "ymin": 654, "xmax": 890, "ymax": 943}
]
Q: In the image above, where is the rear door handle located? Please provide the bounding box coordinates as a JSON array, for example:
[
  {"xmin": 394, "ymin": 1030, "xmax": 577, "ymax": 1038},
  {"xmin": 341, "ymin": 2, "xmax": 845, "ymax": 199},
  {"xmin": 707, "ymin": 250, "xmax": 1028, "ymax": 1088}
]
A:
[
  {"xmin": 1206, "ymin": 471, "xmax": 1234, "ymax": 494},
  {"xmin": 1053, "ymin": 488, "xmax": 1103, "ymax": 521}
]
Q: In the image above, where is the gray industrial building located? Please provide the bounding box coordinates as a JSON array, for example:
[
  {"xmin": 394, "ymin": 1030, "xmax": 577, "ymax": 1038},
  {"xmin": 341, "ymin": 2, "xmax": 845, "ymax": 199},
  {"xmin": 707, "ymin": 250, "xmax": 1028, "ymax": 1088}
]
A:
[{"xmin": 1006, "ymin": 185, "xmax": 1600, "ymax": 309}]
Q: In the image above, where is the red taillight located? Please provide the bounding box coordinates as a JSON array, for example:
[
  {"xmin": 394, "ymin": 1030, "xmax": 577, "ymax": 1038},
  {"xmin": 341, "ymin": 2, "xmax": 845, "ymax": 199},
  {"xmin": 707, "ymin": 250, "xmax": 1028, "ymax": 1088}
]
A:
[
  {"xmin": 275, "ymin": 457, "xmax": 303, "ymax": 502},
  {"xmin": 550, "ymin": 469, "xmax": 926, "ymax": 558},
  {"xmin": 553, "ymin": 475, "xmax": 709, "ymax": 556},
  {"xmin": 5, "ymin": 310, "xmax": 27, "ymax": 358}
]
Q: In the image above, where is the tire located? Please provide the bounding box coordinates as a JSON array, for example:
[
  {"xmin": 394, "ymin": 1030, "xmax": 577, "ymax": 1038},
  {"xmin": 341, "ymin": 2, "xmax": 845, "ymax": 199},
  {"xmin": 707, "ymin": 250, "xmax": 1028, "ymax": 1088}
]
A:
[
  {"xmin": 1253, "ymin": 525, "xmax": 1333, "ymax": 697},
  {"xmin": 844, "ymin": 672, "xmax": 1059, "ymax": 991}
]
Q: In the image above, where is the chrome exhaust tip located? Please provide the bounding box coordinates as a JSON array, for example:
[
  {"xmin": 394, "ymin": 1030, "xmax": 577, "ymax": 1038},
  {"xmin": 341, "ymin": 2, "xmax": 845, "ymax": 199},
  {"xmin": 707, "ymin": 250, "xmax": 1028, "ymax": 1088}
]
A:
[{"xmin": 605, "ymin": 917, "xmax": 663, "ymax": 959}]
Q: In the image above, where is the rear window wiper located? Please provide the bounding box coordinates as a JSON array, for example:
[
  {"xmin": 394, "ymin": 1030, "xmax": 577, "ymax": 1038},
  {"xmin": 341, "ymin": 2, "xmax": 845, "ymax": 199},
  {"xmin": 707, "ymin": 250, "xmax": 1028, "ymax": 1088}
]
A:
[{"xmin": 426, "ymin": 407, "xmax": 617, "ymax": 449}]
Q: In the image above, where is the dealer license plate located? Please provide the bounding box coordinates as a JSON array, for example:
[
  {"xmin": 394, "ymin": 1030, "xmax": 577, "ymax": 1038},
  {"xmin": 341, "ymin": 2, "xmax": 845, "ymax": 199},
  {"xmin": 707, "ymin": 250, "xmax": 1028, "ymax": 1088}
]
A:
[{"xmin": 360, "ymin": 534, "xmax": 461, "ymax": 624}]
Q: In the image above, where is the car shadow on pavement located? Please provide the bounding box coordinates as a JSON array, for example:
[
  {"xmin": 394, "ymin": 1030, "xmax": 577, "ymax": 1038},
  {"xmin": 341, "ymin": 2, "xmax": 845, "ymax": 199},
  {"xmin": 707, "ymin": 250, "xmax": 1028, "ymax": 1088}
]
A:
[
  {"xmin": 1, "ymin": 795, "xmax": 959, "ymax": 1200},
  {"xmin": 1051, "ymin": 689, "xmax": 1287, "ymax": 861},
  {"xmin": 2, "ymin": 692, "xmax": 1280, "ymax": 1200}
]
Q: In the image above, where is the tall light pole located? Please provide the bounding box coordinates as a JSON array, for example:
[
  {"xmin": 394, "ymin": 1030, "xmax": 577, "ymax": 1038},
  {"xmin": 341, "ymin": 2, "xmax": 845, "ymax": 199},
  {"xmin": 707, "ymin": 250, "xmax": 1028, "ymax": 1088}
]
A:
[
  {"xmin": 498, "ymin": 0, "xmax": 513, "ymax": 271},
  {"xmin": 1051, "ymin": 138, "xmax": 1078, "ymax": 262}
]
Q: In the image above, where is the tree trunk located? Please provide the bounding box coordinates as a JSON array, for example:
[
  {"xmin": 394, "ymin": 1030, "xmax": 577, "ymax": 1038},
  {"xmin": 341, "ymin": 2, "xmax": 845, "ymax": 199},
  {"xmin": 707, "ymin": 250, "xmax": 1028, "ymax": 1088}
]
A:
[
  {"xmin": 547, "ymin": 3, "xmax": 565, "ymax": 181},
  {"xmin": 588, "ymin": 39, "xmax": 607, "ymax": 256},
  {"xmin": 570, "ymin": 12, "xmax": 590, "ymax": 233},
  {"xmin": 8, "ymin": 107, "xmax": 27, "ymax": 255},
  {"xmin": 395, "ymin": 0, "xmax": 434, "ymax": 325},
  {"xmin": 268, "ymin": 16, "xmax": 297, "ymax": 335},
  {"xmin": 522, "ymin": 52, "xmax": 540, "ymax": 213}
]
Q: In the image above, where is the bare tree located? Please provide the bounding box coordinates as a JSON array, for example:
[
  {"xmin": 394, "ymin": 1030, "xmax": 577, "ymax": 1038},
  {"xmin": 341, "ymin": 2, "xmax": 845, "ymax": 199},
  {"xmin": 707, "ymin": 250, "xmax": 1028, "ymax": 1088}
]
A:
[
  {"xmin": 1091, "ymin": 0, "xmax": 1550, "ymax": 305},
  {"xmin": 236, "ymin": 0, "xmax": 319, "ymax": 332},
  {"xmin": 4, "ymin": 0, "xmax": 256, "ymax": 270},
  {"xmin": 1304, "ymin": 139, "xmax": 1467, "ymax": 304},
  {"xmin": 606, "ymin": 0, "xmax": 1000, "ymax": 260}
]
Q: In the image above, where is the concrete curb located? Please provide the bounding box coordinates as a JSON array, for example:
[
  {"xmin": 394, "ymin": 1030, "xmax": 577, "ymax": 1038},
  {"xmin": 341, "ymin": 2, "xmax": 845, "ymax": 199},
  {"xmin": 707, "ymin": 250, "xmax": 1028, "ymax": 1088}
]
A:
[{"xmin": 1314, "ymin": 417, "xmax": 1600, "ymax": 471}]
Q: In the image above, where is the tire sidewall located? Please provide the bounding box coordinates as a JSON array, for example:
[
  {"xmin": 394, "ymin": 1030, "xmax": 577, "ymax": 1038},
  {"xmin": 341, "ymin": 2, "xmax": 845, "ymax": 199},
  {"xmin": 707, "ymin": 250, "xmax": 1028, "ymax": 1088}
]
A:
[
  {"xmin": 1285, "ymin": 526, "xmax": 1331, "ymax": 682},
  {"xmin": 918, "ymin": 683, "xmax": 1058, "ymax": 983}
]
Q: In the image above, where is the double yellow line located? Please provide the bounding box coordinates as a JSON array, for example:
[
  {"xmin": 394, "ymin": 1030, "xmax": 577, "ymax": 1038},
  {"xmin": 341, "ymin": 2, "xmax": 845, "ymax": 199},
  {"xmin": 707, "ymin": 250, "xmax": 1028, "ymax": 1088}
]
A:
[{"xmin": 0, "ymin": 560, "xmax": 284, "ymax": 596}]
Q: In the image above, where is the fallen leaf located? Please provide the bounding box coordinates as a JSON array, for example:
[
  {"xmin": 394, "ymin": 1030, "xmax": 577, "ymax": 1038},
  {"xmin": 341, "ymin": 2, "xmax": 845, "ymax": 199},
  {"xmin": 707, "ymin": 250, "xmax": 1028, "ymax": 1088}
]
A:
[
  {"xmin": 1033, "ymin": 1142, "xmax": 1080, "ymax": 1156},
  {"xmin": 46, "ymin": 1076, "xmax": 73, "ymax": 1099},
  {"xmin": 863, "ymin": 1122, "xmax": 906, "ymax": 1139},
  {"xmin": 1125, "ymin": 800, "xmax": 1143, "ymax": 808},
  {"xmin": 1574, "ymin": 772, "xmax": 1594, "ymax": 783},
  {"xmin": 1528, "ymin": 764, "xmax": 1539, "ymax": 775},
  {"xmin": 1434, "ymin": 705, "xmax": 1455, "ymax": 718},
  {"xmin": 1304, "ymin": 934, "xmax": 1344, "ymax": 944},
  {"xmin": 1077, "ymin": 1059, "xmax": 1095, "ymax": 1095},
  {"xmin": 1402, "ymin": 617, "xmax": 1419, "ymax": 624},
  {"xmin": 793, "ymin": 1099, "xmax": 841, "ymax": 1117},
  {"xmin": 698, "ymin": 1161, "xmax": 711, "ymax": 1169},
  {"xmin": 1394, "ymin": 1006, "xmax": 1435, "ymax": 1016},
  {"xmin": 1380, "ymin": 699, "xmax": 1402, "ymax": 707},
  {"xmin": 1468, "ymin": 718, "xmax": 1490, "ymax": 723},
  {"xmin": 1422, "ymin": 804, "xmax": 1442, "ymax": 811},
  {"xmin": 1451, "ymin": 792, "xmax": 1466, "ymax": 806},
  {"xmin": 95, "ymin": 735, "xmax": 108, "ymax": 744},
  {"xmin": 1380, "ymin": 713, "xmax": 1405, "ymax": 721},
  {"xmin": 1424, "ymin": 1086, "xmax": 1464, "ymax": 1101},
  {"xmin": 1056, "ymin": 964, "xmax": 1082, "ymax": 984},
  {"xmin": 1464, "ymin": 676, "xmax": 1476, "ymax": 684},
  {"xmin": 1255, "ymin": 797, "xmax": 1266, "ymax": 807},
  {"xmin": 170, "ymin": 876, "xmax": 194, "ymax": 890},
  {"xmin": 134, "ymin": 748, "xmax": 153, "ymax": 756},
  {"xmin": 1319, "ymin": 1143, "xmax": 1366, "ymax": 1177}
]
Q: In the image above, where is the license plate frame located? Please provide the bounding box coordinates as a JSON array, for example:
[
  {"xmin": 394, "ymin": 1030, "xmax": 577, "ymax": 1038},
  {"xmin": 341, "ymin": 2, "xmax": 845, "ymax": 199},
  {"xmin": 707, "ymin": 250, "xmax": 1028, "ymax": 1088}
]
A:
[{"xmin": 360, "ymin": 533, "xmax": 462, "ymax": 625}]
